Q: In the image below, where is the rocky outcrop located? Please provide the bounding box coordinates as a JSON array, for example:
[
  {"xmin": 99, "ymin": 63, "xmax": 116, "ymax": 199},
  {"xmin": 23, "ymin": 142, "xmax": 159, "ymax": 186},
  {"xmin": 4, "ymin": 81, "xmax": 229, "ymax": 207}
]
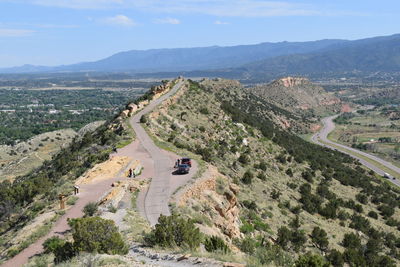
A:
[
  {"xmin": 275, "ymin": 76, "xmax": 309, "ymax": 87},
  {"xmin": 178, "ymin": 166, "xmax": 241, "ymax": 240}
]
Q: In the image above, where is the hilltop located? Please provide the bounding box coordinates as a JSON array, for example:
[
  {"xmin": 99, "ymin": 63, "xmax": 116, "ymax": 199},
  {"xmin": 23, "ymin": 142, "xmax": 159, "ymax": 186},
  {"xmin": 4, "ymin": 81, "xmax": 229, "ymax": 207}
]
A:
[{"xmin": 250, "ymin": 77, "xmax": 341, "ymax": 116}]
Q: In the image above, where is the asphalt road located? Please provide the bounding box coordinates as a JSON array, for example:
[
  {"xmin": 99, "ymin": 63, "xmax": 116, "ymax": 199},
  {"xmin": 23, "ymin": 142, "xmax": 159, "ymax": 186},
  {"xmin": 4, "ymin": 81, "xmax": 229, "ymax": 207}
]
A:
[
  {"xmin": 311, "ymin": 115, "xmax": 400, "ymax": 187},
  {"xmin": 130, "ymin": 80, "xmax": 194, "ymax": 226}
]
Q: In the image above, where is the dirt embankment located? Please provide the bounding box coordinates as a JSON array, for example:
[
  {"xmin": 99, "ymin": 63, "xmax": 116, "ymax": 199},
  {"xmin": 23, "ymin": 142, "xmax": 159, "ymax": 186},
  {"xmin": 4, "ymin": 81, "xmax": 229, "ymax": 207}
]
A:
[{"xmin": 177, "ymin": 166, "xmax": 242, "ymax": 242}]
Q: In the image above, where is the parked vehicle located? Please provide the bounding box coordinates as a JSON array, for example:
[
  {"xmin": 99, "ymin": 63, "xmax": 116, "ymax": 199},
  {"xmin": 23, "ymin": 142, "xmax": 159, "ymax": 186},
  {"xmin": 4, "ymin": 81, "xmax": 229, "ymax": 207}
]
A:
[
  {"xmin": 177, "ymin": 164, "xmax": 190, "ymax": 174},
  {"xmin": 383, "ymin": 172, "xmax": 393, "ymax": 179},
  {"xmin": 181, "ymin": 157, "xmax": 192, "ymax": 167}
]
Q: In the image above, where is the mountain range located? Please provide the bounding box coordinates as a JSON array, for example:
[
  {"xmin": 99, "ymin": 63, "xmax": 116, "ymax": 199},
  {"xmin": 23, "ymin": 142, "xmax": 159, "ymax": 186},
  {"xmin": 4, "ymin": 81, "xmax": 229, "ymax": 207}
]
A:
[{"xmin": 1, "ymin": 34, "xmax": 400, "ymax": 79}]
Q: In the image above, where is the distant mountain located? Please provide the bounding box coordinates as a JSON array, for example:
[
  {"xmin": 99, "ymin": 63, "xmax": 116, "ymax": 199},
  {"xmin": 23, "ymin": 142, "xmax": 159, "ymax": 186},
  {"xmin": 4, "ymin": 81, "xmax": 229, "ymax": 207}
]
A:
[
  {"xmin": 242, "ymin": 34, "xmax": 400, "ymax": 79},
  {"xmin": 0, "ymin": 39, "xmax": 347, "ymax": 73},
  {"xmin": 2, "ymin": 34, "xmax": 400, "ymax": 78}
]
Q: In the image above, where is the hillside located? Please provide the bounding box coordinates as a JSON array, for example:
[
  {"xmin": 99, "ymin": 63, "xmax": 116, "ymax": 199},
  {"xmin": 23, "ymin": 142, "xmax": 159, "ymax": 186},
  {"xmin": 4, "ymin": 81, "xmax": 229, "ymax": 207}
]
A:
[
  {"xmin": 2, "ymin": 78, "xmax": 399, "ymax": 267},
  {"xmin": 250, "ymin": 77, "xmax": 341, "ymax": 117},
  {"xmin": 142, "ymin": 79, "xmax": 400, "ymax": 266}
]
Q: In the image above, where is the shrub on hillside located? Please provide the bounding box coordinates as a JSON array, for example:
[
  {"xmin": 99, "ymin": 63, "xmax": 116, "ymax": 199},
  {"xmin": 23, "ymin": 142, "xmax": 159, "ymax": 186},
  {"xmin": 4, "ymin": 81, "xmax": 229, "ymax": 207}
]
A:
[
  {"xmin": 242, "ymin": 170, "xmax": 254, "ymax": 185},
  {"xmin": 43, "ymin": 236, "xmax": 66, "ymax": 254},
  {"xmin": 43, "ymin": 217, "xmax": 127, "ymax": 263},
  {"xmin": 144, "ymin": 215, "xmax": 202, "ymax": 249},
  {"xmin": 69, "ymin": 217, "xmax": 128, "ymax": 255},
  {"xmin": 311, "ymin": 227, "xmax": 329, "ymax": 251},
  {"xmin": 295, "ymin": 252, "xmax": 329, "ymax": 267},
  {"xmin": 83, "ymin": 202, "xmax": 98, "ymax": 217},
  {"xmin": 204, "ymin": 236, "xmax": 230, "ymax": 253},
  {"xmin": 326, "ymin": 249, "xmax": 344, "ymax": 267}
]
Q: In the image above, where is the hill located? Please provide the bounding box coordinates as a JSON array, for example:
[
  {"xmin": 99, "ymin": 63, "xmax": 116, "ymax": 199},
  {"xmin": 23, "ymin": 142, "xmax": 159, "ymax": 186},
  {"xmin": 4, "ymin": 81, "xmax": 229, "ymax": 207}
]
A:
[
  {"xmin": 141, "ymin": 79, "xmax": 400, "ymax": 266},
  {"xmin": 250, "ymin": 77, "xmax": 341, "ymax": 116}
]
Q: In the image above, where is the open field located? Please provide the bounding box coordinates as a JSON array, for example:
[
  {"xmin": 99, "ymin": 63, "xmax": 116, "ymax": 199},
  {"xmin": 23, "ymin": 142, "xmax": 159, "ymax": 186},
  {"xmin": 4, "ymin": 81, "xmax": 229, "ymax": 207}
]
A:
[{"xmin": 330, "ymin": 107, "xmax": 400, "ymax": 167}]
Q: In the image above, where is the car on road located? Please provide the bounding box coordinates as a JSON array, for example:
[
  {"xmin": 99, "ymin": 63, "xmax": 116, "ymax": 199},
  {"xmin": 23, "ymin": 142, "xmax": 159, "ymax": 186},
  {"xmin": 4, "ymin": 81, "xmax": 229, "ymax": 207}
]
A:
[
  {"xmin": 177, "ymin": 164, "xmax": 190, "ymax": 174},
  {"xmin": 383, "ymin": 172, "xmax": 393, "ymax": 179},
  {"xmin": 181, "ymin": 157, "xmax": 192, "ymax": 167}
]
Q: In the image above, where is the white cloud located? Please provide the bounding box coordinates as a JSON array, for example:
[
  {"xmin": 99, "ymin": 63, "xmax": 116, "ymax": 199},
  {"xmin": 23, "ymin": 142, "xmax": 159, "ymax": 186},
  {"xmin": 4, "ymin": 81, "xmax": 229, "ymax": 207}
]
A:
[
  {"xmin": 154, "ymin": 17, "xmax": 181, "ymax": 24},
  {"xmin": 0, "ymin": 28, "xmax": 35, "ymax": 37},
  {"xmin": 103, "ymin": 15, "xmax": 136, "ymax": 27},
  {"xmin": 214, "ymin": 20, "xmax": 229, "ymax": 25}
]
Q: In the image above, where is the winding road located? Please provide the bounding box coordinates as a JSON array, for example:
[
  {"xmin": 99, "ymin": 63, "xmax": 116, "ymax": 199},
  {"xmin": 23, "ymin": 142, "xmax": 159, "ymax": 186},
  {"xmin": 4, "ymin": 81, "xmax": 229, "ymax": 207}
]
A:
[
  {"xmin": 129, "ymin": 80, "xmax": 198, "ymax": 226},
  {"xmin": 1, "ymin": 79, "xmax": 197, "ymax": 266},
  {"xmin": 311, "ymin": 115, "xmax": 400, "ymax": 187}
]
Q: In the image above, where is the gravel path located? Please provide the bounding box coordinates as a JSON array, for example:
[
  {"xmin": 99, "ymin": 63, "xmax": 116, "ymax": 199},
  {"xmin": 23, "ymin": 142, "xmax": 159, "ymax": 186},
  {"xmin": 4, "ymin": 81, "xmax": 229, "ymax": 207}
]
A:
[{"xmin": 311, "ymin": 115, "xmax": 400, "ymax": 187}]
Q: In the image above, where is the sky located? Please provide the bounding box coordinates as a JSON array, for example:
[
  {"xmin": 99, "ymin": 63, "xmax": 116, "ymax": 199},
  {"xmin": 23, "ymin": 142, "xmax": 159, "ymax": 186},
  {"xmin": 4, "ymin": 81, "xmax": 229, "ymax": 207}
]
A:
[{"xmin": 0, "ymin": 0, "xmax": 399, "ymax": 68}]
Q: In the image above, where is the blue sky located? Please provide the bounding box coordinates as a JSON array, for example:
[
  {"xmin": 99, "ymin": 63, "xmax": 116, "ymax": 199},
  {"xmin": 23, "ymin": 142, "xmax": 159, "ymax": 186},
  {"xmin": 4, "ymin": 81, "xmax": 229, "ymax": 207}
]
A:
[{"xmin": 0, "ymin": 0, "xmax": 399, "ymax": 67}]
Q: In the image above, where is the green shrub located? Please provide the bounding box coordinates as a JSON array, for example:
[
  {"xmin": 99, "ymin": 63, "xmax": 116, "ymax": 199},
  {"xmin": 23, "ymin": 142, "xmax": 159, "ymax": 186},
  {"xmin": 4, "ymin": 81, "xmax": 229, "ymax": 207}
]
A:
[
  {"xmin": 368, "ymin": 210, "xmax": 378, "ymax": 219},
  {"xmin": 238, "ymin": 154, "xmax": 250, "ymax": 165},
  {"xmin": 83, "ymin": 202, "xmax": 98, "ymax": 217},
  {"xmin": 144, "ymin": 215, "xmax": 202, "ymax": 249},
  {"xmin": 204, "ymin": 236, "xmax": 230, "ymax": 253},
  {"xmin": 342, "ymin": 233, "xmax": 361, "ymax": 249},
  {"xmin": 271, "ymin": 189, "xmax": 281, "ymax": 200},
  {"xmin": 238, "ymin": 236, "xmax": 256, "ymax": 254},
  {"xmin": 54, "ymin": 241, "xmax": 76, "ymax": 264},
  {"xmin": 295, "ymin": 252, "xmax": 329, "ymax": 267},
  {"xmin": 108, "ymin": 205, "xmax": 117, "ymax": 213},
  {"xmin": 327, "ymin": 249, "xmax": 344, "ymax": 267},
  {"xmin": 43, "ymin": 236, "xmax": 65, "ymax": 254},
  {"xmin": 240, "ymin": 221, "xmax": 254, "ymax": 234},
  {"xmin": 311, "ymin": 227, "xmax": 329, "ymax": 251},
  {"xmin": 69, "ymin": 217, "xmax": 128, "ymax": 255},
  {"xmin": 199, "ymin": 107, "xmax": 210, "ymax": 115},
  {"xmin": 66, "ymin": 196, "xmax": 78, "ymax": 206},
  {"xmin": 276, "ymin": 226, "xmax": 291, "ymax": 249},
  {"xmin": 242, "ymin": 170, "xmax": 253, "ymax": 185},
  {"xmin": 253, "ymin": 245, "xmax": 293, "ymax": 266},
  {"xmin": 140, "ymin": 115, "xmax": 147, "ymax": 123}
]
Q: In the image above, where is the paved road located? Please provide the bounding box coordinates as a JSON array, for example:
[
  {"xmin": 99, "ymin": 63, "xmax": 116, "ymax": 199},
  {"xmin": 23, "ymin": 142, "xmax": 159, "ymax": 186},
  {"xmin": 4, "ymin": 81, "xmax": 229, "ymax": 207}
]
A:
[
  {"xmin": 129, "ymin": 80, "xmax": 198, "ymax": 226},
  {"xmin": 311, "ymin": 115, "xmax": 400, "ymax": 187},
  {"xmin": 2, "ymin": 80, "xmax": 197, "ymax": 266}
]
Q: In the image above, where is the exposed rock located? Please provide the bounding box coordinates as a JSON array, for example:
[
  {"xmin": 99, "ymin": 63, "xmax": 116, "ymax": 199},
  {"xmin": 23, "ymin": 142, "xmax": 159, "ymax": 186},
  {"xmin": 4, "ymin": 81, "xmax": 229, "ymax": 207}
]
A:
[{"xmin": 177, "ymin": 254, "xmax": 191, "ymax": 261}]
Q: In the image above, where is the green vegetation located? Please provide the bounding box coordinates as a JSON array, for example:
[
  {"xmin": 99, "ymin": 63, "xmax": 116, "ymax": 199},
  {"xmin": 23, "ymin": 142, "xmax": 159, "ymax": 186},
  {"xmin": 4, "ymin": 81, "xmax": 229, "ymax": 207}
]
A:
[
  {"xmin": 151, "ymin": 79, "xmax": 400, "ymax": 265},
  {"xmin": 144, "ymin": 214, "xmax": 202, "ymax": 249},
  {"xmin": 83, "ymin": 202, "xmax": 98, "ymax": 217},
  {"xmin": 0, "ymin": 88, "xmax": 145, "ymax": 145},
  {"xmin": 204, "ymin": 236, "xmax": 230, "ymax": 253},
  {"xmin": 0, "ymin": 113, "xmax": 133, "ymax": 258},
  {"xmin": 43, "ymin": 217, "xmax": 128, "ymax": 264}
]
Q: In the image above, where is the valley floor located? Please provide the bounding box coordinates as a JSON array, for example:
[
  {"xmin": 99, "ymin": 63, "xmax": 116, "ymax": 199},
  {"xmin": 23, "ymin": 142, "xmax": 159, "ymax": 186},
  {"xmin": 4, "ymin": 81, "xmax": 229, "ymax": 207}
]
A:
[{"xmin": 312, "ymin": 115, "xmax": 400, "ymax": 187}]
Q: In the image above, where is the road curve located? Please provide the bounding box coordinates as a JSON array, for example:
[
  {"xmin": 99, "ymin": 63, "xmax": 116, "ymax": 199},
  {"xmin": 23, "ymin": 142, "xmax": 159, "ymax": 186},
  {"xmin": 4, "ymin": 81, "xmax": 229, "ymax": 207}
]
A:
[
  {"xmin": 130, "ymin": 80, "xmax": 196, "ymax": 226},
  {"xmin": 311, "ymin": 115, "xmax": 400, "ymax": 187}
]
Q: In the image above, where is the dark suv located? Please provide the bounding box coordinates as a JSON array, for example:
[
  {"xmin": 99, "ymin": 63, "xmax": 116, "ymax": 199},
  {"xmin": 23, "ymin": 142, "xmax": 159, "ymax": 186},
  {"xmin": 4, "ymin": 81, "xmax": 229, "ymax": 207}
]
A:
[
  {"xmin": 181, "ymin": 157, "xmax": 192, "ymax": 167},
  {"xmin": 177, "ymin": 164, "xmax": 190, "ymax": 174}
]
